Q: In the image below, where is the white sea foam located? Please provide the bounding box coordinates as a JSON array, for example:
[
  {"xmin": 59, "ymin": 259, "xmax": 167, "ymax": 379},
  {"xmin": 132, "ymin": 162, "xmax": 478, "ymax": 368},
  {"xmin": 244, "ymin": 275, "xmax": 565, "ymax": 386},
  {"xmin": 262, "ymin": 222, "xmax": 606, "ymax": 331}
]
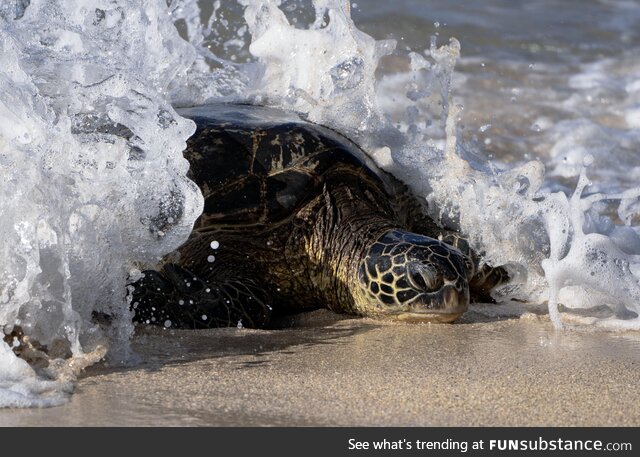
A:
[
  {"xmin": 1, "ymin": 0, "xmax": 639, "ymax": 407},
  {"xmin": 0, "ymin": 0, "xmax": 203, "ymax": 407}
]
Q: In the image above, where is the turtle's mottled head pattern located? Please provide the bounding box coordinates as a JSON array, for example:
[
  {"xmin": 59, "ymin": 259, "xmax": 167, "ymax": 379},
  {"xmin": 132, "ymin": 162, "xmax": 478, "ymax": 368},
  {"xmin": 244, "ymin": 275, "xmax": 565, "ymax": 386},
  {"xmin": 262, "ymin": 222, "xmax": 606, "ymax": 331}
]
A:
[{"xmin": 356, "ymin": 230, "xmax": 470, "ymax": 322}]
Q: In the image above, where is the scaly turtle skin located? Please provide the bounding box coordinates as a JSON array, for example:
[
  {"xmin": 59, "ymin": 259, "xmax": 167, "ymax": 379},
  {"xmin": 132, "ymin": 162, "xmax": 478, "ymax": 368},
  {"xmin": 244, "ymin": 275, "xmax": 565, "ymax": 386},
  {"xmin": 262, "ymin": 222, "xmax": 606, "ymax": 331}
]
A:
[{"xmin": 131, "ymin": 104, "xmax": 508, "ymax": 328}]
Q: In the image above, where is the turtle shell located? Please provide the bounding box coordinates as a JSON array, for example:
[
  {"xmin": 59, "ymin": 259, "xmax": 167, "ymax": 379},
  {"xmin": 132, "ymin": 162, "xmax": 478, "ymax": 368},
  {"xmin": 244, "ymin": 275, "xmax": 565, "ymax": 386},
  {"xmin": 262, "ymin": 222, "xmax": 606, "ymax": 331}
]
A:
[{"xmin": 177, "ymin": 104, "xmax": 396, "ymax": 229}]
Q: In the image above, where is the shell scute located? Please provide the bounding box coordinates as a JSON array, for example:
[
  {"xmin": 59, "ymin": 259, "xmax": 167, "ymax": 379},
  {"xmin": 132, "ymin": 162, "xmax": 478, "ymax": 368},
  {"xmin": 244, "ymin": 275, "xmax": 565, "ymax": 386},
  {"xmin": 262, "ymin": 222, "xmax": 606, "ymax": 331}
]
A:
[{"xmin": 177, "ymin": 104, "xmax": 394, "ymax": 228}]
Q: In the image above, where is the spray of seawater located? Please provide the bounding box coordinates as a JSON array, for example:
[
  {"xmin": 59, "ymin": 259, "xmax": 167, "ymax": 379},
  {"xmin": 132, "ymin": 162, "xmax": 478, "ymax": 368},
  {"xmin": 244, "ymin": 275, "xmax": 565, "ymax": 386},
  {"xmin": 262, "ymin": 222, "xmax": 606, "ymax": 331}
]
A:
[
  {"xmin": 1, "ymin": 0, "xmax": 639, "ymax": 407},
  {"xmin": 0, "ymin": 0, "xmax": 204, "ymax": 406}
]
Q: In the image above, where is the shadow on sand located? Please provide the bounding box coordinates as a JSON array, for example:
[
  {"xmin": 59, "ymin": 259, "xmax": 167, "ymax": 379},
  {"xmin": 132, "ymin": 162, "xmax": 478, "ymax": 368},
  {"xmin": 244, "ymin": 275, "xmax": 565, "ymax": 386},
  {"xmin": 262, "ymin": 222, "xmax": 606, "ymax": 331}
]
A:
[
  {"xmin": 82, "ymin": 310, "xmax": 379, "ymax": 379},
  {"xmin": 81, "ymin": 300, "xmax": 545, "ymax": 381}
]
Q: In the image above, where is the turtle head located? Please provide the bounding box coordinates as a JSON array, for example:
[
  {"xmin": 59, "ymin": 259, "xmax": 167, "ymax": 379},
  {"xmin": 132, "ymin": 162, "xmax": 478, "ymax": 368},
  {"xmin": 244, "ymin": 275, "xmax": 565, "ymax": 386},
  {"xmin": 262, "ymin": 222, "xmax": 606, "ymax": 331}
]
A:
[{"xmin": 356, "ymin": 230, "xmax": 470, "ymax": 322}]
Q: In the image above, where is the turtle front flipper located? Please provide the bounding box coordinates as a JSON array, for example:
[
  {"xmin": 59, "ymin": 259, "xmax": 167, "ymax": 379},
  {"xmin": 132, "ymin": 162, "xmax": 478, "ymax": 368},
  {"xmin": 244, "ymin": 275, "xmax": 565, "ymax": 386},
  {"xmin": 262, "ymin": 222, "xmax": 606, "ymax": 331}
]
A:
[
  {"xmin": 437, "ymin": 232, "xmax": 510, "ymax": 303},
  {"xmin": 129, "ymin": 264, "xmax": 272, "ymax": 329},
  {"xmin": 469, "ymin": 263, "xmax": 510, "ymax": 303}
]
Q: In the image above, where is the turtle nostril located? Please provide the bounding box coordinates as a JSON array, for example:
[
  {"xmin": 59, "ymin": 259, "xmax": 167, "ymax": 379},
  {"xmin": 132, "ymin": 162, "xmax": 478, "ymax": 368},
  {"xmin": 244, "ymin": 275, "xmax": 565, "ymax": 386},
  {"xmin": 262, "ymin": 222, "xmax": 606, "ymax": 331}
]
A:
[{"xmin": 407, "ymin": 262, "xmax": 443, "ymax": 292}]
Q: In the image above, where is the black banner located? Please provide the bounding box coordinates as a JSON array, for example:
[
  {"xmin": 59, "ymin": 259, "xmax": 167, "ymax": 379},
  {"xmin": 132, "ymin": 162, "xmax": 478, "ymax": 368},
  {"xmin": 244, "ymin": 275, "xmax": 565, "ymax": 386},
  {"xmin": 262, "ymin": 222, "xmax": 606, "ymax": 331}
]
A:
[{"xmin": 1, "ymin": 427, "xmax": 637, "ymax": 456}]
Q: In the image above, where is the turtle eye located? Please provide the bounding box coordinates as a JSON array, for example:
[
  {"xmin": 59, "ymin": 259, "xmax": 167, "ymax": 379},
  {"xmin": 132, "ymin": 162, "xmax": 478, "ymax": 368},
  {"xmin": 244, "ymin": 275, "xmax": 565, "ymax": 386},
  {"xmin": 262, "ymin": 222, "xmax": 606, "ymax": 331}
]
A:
[{"xmin": 407, "ymin": 262, "xmax": 443, "ymax": 292}]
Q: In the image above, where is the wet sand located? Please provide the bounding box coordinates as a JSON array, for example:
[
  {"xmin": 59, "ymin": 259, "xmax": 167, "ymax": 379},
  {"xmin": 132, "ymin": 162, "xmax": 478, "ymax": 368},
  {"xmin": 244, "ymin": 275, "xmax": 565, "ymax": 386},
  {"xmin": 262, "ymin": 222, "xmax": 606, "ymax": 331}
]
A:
[{"xmin": 1, "ymin": 304, "xmax": 639, "ymax": 426}]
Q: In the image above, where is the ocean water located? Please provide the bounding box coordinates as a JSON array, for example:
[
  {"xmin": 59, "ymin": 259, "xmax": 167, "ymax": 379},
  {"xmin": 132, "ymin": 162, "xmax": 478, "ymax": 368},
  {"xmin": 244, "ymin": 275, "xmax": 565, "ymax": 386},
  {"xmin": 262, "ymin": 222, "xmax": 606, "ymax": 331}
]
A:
[{"xmin": 0, "ymin": 0, "xmax": 639, "ymax": 407}]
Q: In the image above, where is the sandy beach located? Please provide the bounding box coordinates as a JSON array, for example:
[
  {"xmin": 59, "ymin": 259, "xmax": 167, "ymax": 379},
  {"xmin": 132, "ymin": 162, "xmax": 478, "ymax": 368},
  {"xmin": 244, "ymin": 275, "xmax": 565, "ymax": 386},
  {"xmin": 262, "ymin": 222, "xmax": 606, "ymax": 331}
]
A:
[{"xmin": 0, "ymin": 304, "xmax": 638, "ymax": 427}]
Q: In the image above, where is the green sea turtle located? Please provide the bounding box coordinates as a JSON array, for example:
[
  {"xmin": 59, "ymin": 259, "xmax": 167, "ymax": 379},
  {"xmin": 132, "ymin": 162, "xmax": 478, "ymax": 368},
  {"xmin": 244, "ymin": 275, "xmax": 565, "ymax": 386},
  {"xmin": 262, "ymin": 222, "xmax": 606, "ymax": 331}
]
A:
[{"xmin": 131, "ymin": 104, "xmax": 508, "ymax": 328}]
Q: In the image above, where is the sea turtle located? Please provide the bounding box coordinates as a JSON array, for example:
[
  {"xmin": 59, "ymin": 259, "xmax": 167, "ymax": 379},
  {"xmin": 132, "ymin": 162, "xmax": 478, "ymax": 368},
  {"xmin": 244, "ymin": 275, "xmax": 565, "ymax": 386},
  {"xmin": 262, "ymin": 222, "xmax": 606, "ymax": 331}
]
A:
[{"xmin": 130, "ymin": 104, "xmax": 508, "ymax": 329}]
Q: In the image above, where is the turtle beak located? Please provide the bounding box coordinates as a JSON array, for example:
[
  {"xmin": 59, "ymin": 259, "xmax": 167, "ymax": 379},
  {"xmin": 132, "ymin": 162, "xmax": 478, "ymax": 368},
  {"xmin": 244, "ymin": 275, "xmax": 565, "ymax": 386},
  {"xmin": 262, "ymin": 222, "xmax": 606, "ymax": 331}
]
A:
[
  {"xmin": 442, "ymin": 285, "xmax": 467, "ymax": 312},
  {"xmin": 391, "ymin": 285, "xmax": 468, "ymax": 323},
  {"xmin": 411, "ymin": 284, "xmax": 469, "ymax": 318}
]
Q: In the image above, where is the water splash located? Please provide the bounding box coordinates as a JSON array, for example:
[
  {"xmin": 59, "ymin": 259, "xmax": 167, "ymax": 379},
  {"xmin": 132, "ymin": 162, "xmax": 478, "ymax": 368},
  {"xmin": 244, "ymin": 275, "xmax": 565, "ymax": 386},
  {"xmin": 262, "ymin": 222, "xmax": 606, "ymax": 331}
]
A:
[
  {"xmin": 542, "ymin": 166, "xmax": 640, "ymax": 329},
  {"xmin": 0, "ymin": 0, "xmax": 203, "ymax": 406}
]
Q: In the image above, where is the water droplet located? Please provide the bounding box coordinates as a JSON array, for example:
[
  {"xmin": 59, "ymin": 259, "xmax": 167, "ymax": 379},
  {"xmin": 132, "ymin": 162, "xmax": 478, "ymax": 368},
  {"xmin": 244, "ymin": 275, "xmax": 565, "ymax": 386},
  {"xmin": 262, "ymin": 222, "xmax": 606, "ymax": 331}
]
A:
[
  {"xmin": 207, "ymin": 255, "xmax": 215, "ymax": 263},
  {"xmin": 201, "ymin": 314, "xmax": 207, "ymax": 321},
  {"xmin": 164, "ymin": 320, "xmax": 172, "ymax": 328},
  {"xmin": 210, "ymin": 240, "xmax": 220, "ymax": 249}
]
